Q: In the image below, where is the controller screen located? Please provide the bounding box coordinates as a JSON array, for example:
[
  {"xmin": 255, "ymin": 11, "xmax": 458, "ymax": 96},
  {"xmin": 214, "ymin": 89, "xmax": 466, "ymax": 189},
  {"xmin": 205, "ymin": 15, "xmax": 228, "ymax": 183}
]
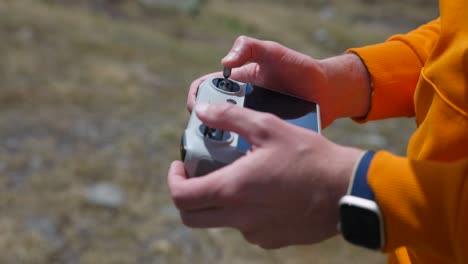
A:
[{"xmin": 237, "ymin": 84, "xmax": 320, "ymax": 152}]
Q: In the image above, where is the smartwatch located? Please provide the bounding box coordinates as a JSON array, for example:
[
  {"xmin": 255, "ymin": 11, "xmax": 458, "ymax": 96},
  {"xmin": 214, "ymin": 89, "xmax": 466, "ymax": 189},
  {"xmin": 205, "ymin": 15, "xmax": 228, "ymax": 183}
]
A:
[{"xmin": 338, "ymin": 151, "xmax": 385, "ymax": 250}]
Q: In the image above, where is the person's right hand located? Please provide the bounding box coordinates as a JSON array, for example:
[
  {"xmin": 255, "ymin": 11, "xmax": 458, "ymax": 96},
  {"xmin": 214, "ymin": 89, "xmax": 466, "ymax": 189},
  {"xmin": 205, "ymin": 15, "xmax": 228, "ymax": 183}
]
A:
[
  {"xmin": 187, "ymin": 36, "xmax": 372, "ymax": 127},
  {"xmin": 169, "ymin": 103, "xmax": 363, "ymax": 249}
]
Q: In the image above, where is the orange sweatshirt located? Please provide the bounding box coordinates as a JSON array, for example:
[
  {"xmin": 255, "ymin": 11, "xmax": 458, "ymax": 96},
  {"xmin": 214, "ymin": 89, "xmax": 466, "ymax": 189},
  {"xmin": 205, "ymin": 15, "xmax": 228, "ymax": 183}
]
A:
[{"xmin": 348, "ymin": 1, "xmax": 468, "ymax": 263}]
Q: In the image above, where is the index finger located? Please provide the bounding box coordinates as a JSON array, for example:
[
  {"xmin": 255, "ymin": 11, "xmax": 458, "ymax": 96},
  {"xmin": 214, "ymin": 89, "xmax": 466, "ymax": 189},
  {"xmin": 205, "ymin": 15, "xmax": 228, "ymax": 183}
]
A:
[{"xmin": 195, "ymin": 103, "xmax": 282, "ymax": 147}]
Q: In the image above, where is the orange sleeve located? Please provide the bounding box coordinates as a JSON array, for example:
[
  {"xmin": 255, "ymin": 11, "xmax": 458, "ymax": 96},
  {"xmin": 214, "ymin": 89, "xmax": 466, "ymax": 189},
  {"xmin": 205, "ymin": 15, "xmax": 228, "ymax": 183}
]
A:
[
  {"xmin": 368, "ymin": 151, "xmax": 468, "ymax": 262},
  {"xmin": 347, "ymin": 18, "xmax": 440, "ymax": 121}
]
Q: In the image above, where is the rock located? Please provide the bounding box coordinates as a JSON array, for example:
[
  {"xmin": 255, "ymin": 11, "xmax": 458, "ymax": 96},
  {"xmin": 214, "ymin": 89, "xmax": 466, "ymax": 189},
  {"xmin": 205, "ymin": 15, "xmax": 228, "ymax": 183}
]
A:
[
  {"xmin": 319, "ymin": 7, "xmax": 335, "ymax": 21},
  {"xmin": 313, "ymin": 28, "xmax": 330, "ymax": 43},
  {"xmin": 151, "ymin": 239, "xmax": 173, "ymax": 254},
  {"xmin": 83, "ymin": 182, "xmax": 125, "ymax": 209},
  {"xmin": 365, "ymin": 134, "xmax": 388, "ymax": 148},
  {"xmin": 26, "ymin": 217, "xmax": 64, "ymax": 250},
  {"xmin": 16, "ymin": 27, "xmax": 34, "ymax": 43}
]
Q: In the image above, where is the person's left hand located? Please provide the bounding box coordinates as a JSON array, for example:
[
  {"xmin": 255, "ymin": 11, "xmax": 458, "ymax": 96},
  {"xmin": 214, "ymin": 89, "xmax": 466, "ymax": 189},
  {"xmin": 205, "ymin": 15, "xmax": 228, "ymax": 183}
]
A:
[{"xmin": 168, "ymin": 103, "xmax": 363, "ymax": 249}]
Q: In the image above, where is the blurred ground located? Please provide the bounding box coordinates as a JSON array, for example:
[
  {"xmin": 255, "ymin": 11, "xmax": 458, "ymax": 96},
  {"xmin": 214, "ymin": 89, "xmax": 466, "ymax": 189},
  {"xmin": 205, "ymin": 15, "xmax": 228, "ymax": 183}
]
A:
[{"xmin": 0, "ymin": 0, "xmax": 438, "ymax": 263}]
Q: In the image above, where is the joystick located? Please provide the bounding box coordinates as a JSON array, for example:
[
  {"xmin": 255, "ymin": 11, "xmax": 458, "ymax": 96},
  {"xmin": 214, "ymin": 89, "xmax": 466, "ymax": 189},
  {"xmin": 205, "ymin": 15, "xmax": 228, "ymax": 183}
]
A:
[{"xmin": 180, "ymin": 68, "xmax": 248, "ymax": 177}]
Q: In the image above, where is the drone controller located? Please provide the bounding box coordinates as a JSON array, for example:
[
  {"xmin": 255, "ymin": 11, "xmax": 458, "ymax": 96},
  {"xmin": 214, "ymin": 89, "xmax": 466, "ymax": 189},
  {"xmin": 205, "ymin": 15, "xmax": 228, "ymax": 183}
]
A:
[
  {"xmin": 180, "ymin": 68, "xmax": 321, "ymax": 177},
  {"xmin": 180, "ymin": 74, "xmax": 248, "ymax": 177}
]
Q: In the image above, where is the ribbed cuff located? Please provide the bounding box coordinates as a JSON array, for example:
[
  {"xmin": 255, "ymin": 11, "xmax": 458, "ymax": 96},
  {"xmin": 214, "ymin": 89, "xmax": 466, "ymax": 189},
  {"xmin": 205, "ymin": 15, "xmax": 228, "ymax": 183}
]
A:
[{"xmin": 347, "ymin": 40, "xmax": 422, "ymax": 122}]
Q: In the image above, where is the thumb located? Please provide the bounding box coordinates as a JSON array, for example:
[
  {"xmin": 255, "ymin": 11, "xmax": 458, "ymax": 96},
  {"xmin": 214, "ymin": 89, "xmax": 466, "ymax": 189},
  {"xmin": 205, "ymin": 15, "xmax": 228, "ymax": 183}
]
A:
[
  {"xmin": 195, "ymin": 102, "xmax": 280, "ymax": 147},
  {"xmin": 221, "ymin": 36, "xmax": 287, "ymax": 68}
]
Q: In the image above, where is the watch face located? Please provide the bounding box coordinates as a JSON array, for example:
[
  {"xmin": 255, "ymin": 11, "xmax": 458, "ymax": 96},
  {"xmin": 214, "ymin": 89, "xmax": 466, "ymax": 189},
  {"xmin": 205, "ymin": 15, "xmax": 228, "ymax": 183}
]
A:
[{"xmin": 340, "ymin": 203, "xmax": 382, "ymax": 249}]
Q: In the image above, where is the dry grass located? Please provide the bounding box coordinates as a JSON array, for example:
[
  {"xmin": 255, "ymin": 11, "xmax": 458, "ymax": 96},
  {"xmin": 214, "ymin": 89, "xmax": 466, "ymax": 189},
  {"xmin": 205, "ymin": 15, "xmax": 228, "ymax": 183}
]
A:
[{"xmin": 0, "ymin": 0, "xmax": 437, "ymax": 263}]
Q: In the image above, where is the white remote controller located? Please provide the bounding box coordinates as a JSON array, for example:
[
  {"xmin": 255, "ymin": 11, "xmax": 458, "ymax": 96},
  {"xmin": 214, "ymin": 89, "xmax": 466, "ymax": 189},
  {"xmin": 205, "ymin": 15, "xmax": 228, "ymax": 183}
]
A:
[{"xmin": 180, "ymin": 75, "xmax": 248, "ymax": 177}]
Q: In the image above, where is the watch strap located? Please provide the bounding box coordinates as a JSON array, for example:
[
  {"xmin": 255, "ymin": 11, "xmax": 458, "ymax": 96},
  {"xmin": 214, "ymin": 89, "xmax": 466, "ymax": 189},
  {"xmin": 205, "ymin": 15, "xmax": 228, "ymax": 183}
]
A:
[{"xmin": 348, "ymin": 150, "xmax": 376, "ymax": 200}]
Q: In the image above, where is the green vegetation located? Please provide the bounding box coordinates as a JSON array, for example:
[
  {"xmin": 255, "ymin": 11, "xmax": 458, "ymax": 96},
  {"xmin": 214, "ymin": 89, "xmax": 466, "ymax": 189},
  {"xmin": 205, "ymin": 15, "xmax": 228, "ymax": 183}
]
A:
[{"xmin": 0, "ymin": 0, "xmax": 437, "ymax": 263}]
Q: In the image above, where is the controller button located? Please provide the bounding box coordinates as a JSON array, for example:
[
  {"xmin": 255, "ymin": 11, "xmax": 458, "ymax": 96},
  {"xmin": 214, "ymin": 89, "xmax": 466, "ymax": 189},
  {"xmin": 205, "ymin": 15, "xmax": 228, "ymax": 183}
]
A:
[
  {"xmin": 180, "ymin": 134, "xmax": 187, "ymax": 161},
  {"xmin": 212, "ymin": 78, "xmax": 241, "ymax": 93},
  {"xmin": 226, "ymin": 99, "xmax": 237, "ymax": 104}
]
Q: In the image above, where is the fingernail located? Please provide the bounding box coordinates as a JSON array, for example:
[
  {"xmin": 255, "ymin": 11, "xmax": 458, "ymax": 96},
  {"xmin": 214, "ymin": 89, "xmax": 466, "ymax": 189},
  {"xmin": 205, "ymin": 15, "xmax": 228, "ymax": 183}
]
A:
[{"xmin": 195, "ymin": 102, "xmax": 210, "ymax": 115}]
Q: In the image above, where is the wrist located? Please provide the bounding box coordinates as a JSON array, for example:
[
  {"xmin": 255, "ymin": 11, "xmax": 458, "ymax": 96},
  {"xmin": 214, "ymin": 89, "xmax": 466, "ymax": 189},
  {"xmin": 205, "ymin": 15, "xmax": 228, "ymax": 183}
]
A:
[
  {"xmin": 319, "ymin": 54, "xmax": 372, "ymax": 119},
  {"xmin": 311, "ymin": 144, "xmax": 365, "ymax": 239},
  {"xmin": 327, "ymin": 145, "xmax": 366, "ymax": 212}
]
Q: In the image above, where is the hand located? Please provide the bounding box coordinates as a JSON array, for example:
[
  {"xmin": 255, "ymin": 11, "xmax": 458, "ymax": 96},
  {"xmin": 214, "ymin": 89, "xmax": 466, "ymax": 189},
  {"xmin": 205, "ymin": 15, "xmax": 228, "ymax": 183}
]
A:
[
  {"xmin": 187, "ymin": 36, "xmax": 371, "ymax": 127},
  {"xmin": 168, "ymin": 103, "xmax": 364, "ymax": 249}
]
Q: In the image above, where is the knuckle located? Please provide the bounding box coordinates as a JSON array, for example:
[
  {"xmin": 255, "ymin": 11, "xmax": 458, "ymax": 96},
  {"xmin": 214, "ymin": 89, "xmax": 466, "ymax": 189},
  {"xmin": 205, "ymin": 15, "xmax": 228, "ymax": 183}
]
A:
[
  {"xmin": 170, "ymin": 187, "xmax": 189, "ymax": 210},
  {"xmin": 262, "ymin": 40, "xmax": 285, "ymax": 52},
  {"xmin": 211, "ymin": 103, "xmax": 238, "ymax": 121},
  {"xmin": 253, "ymin": 112, "xmax": 279, "ymax": 138},
  {"xmin": 218, "ymin": 102, "xmax": 236, "ymax": 114},
  {"xmin": 172, "ymin": 198, "xmax": 186, "ymax": 211},
  {"xmin": 235, "ymin": 35, "xmax": 261, "ymax": 52},
  {"xmin": 218, "ymin": 183, "xmax": 243, "ymax": 206},
  {"xmin": 180, "ymin": 212, "xmax": 196, "ymax": 227},
  {"xmin": 241, "ymin": 227, "xmax": 286, "ymax": 250},
  {"xmin": 236, "ymin": 35, "xmax": 250, "ymax": 44},
  {"xmin": 264, "ymin": 39, "xmax": 281, "ymax": 47},
  {"xmin": 241, "ymin": 230, "xmax": 258, "ymax": 245},
  {"xmin": 259, "ymin": 112, "xmax": 279, "ymax": 125},
  {"xmin": 258, "ymin": 241, "xmax": 282, "ymax": 250},
  {"xmin": 203, "ymin": 180, "xmax": 223, "ymax": 203},
  {"xmin": 241, "ymin": 231, "xmax": 279, "ymax": 249}
]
